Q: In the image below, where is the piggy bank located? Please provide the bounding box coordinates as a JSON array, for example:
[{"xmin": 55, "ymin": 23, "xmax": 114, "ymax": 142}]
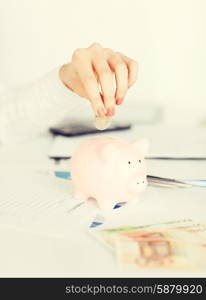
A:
[{"xmin": 70, "ymin": 136, "xmax": 149, "ymax": 211}]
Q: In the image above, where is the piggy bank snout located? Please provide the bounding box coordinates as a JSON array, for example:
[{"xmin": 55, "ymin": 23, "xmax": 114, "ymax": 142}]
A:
[
  {"xmin": 136, "ymin": 178, "xmax": 147, "ymax": 185},
  {"xmin": 129, "ymin": 178, "xmax": 146, "ymax": 193}
]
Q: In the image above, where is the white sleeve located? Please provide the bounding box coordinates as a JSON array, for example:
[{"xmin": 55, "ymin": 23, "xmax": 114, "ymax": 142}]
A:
[{"xmin": 0, "ymin": 67, "xmax": 91, "ymax": 145}]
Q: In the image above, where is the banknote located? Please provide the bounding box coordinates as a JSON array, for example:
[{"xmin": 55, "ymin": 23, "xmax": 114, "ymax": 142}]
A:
[
  {"xmin": 90, "ymin": 219, "xmax": 206, "ymax": 269},
  {"xmin": 147, "ymin": 220, "xmax": 206, "ymax": 246},
  {"xmin": 90, "ymin": 218, "xmax": 200, "ymax": 250},
  {"xmin": 114, "ymin": 229, "xmax": 206, "ymax": 270},
  {"xmin": 165, "ymin": 222, "xmax": 206, "ymax": 243}
]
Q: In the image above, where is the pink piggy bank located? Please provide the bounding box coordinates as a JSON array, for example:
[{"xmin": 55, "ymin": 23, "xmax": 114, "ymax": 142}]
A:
[{"xmin": 70, "ymin": 136, "xmax": 149, "ymax": 211}]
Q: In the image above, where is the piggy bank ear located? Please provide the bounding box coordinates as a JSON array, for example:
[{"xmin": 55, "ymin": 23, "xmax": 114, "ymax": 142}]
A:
[{"xmin": 132, "ymin": 138, "xmax": 149, "ymax": 156}]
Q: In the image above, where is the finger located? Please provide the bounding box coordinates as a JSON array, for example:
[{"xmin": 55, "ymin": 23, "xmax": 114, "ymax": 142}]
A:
[
  {"xmin": 107, "ymin": 54, "xmax": 128, "ymax": 105},
  {"xmin": 74, "ymin": 57, "xmax": 106, "ymax": 117},
  {"xmin": 88, "ymin": 42, "xmax": 103, "ymax": 50},
  {"xmin": 92, "ymin": 56, "xmax": 116, "ymax": 117},
  {"xmin": 117, "ymin": 52, "xmax": 138, "ymax": 88}
]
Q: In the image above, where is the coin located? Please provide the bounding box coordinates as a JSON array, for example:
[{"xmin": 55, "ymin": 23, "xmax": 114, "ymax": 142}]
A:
[{"xmin": 94, "ymin": 115, "xmax": 111, "ymax": 130}]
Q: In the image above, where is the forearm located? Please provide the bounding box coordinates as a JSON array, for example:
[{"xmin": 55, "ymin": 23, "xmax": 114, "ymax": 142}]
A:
[{"xmin": 0, "ymin": 67, "xmax": 88, "ymax": 145}]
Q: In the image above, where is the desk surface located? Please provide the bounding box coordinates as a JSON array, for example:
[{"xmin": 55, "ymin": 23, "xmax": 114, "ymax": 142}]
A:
[{"xmin": 0, "ymin": 127, "xmax": 206, "ymax": 277}]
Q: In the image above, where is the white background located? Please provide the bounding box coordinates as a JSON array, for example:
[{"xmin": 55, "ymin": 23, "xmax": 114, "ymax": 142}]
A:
[{"xmin": 0, "ymin": 0, "xmax": 206, "ymax": 124}]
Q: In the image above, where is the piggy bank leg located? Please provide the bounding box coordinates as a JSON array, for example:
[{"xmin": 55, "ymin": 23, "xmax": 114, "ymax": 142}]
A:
[
  {"xmin": 97, "ymin": 196, "xmax": 118, "ymax": 212},
  {"xmin": 125, "ymin": 195, "xmax": 141, "ymax": 208},
  {"xmin": 73, "ymin": 189, "xmax": 89, "ymax": 202}
]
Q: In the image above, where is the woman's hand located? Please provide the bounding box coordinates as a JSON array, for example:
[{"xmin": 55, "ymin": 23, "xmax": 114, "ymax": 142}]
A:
[{"xmin": 59, "ymin": 43, "xmax": 138, "ymax": 117}]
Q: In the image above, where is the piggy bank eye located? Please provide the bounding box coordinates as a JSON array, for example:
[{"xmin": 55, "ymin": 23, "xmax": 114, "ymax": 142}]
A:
[
  {"xmin": 139, "ymin": 160, "xmax": 141, "ymax": 163},
  {"xmin": 128, "ymin": 161, "xmax": 131, "ymax": 164}
]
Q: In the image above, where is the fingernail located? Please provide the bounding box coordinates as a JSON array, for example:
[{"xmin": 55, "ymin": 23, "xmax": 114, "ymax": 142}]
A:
[
  {"xmin": 106, "ymin": 107, "xmax": 115, "ymax": 116},
  {"xmin": 106, "ymin": 108, "xmax": 112, "ymax": 116},
  {"xmin": 116, "ymin": 98, "xmax": 123, "ymax": 105},
  {"xmin": 102, "ymin": 106, "xmax": 107, "ymax": 115},
  {"xmin": 97, "ymin": 108, "xmax": 103, "ymax": 117},
  {"xmin": 106, "ymin": 108, "xmax": 110, "ymax": 116},
  {"xmin": 111, "ymin": 107, "xmax": 115, "ymax": 116}
]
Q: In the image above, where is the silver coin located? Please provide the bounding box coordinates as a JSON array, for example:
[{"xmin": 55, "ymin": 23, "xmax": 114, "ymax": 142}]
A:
[{"xmin": 94, "ymin": 115, "xmax": 111, "ymax": 130}]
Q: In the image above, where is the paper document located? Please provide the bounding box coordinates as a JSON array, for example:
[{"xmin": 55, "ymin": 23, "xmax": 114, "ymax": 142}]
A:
[{"xmin": 0, "ymin": 169, "xmax": 95, "ymax": 236}]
